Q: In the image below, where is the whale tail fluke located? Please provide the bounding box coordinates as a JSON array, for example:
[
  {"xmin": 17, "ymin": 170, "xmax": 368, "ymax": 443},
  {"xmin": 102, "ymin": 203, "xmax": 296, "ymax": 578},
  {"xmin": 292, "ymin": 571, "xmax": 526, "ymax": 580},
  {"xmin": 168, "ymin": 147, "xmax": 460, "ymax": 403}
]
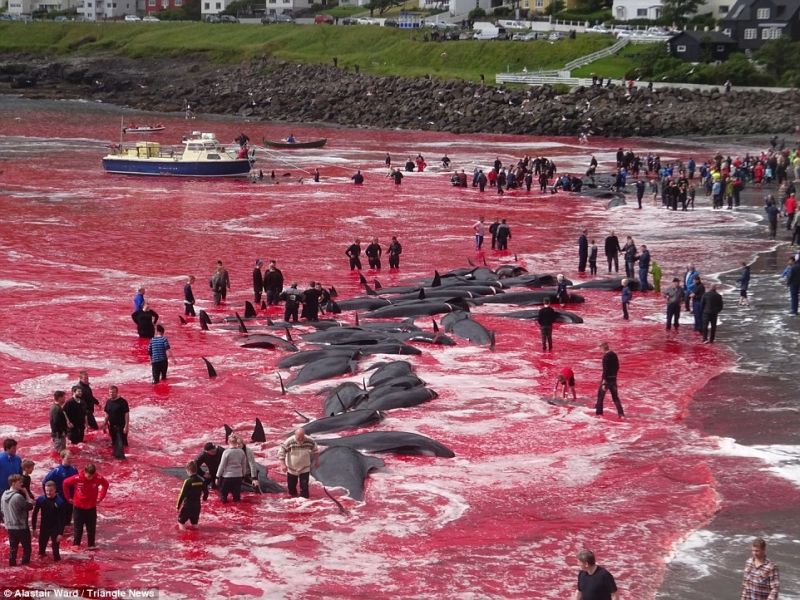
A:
[{"xmin": 202, "ymin": 357, "xmax": 217, "ymax": 378}]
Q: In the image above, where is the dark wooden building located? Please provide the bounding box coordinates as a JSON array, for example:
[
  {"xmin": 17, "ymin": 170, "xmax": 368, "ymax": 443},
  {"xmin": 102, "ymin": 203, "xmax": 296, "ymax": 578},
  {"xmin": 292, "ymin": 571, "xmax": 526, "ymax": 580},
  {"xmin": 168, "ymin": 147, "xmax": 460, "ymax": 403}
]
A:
[
  {"xmin": 720, "ymin": 0, "xmax": 800, "ymax": 50},
  {"xmin": 668, "ymin": 30, "xmax": 739, "ymax": 62}
]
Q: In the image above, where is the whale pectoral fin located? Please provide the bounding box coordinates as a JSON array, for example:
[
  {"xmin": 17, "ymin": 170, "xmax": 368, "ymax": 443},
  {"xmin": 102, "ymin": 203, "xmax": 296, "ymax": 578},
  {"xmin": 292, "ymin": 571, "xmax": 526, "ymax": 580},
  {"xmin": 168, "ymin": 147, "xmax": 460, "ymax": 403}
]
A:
[
  {"xmin": 278, "ymin": 372, "xmax": 286, "ymax": 395},
  {"xmin": 235, "ymin": 312, "xmax": 248, "ymax": 334},
  {"xmin": 432, "ymin": 319, "xmax": 439, "ymax": 333},
  {"xmin": 294, "ymin": 410, "xmax": 310, "ymax": 423},
  {"xmin": 179, "ymin": 316, "xmax": 187, "ymax": 325},
  {"xmin": 490, "ymin": 331, "xmax": 496, "ymax": 352},
  {"xmin": 467, "ymin": 258, "xmax": 475, "ymax": 267}
]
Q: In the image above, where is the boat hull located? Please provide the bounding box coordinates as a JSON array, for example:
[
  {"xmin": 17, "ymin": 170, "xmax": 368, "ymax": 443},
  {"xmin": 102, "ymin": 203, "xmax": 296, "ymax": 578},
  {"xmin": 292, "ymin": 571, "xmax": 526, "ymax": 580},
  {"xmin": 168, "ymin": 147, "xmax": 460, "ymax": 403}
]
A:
[
  {"xmin": 123, "ymin": 127, "xmax": 165, "ymax": 133},
  {"xmin": 102, "ymin": 157, "xmax": 253, "ymax": 177},
  {"xmin": 262, "ymin": 138, "xmax": 327, "ymax": 149}
]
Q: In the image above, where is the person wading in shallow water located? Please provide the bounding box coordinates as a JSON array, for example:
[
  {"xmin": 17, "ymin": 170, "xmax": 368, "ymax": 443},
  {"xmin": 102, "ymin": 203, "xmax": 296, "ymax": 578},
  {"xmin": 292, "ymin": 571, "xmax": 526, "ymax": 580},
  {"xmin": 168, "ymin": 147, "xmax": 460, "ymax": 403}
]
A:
[
  {"xmin": 595, "ymin": 343, "xmax": 625, "ymax": 419},
  {"xmin": 573, "ymin": 549, "xmax": 619, "ymax": 600}
]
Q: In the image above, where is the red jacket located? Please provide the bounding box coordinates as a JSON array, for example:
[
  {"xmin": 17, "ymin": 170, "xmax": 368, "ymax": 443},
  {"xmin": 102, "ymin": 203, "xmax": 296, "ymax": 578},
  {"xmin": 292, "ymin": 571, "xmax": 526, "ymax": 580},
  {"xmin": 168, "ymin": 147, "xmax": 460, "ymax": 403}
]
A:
[
  {"xmin": 63, "ymin": 472, "xmax": 109, "ymax": 509},
  {"xmin": 785, "ymin": 195, "xmax": 797, "ymax": 215}
]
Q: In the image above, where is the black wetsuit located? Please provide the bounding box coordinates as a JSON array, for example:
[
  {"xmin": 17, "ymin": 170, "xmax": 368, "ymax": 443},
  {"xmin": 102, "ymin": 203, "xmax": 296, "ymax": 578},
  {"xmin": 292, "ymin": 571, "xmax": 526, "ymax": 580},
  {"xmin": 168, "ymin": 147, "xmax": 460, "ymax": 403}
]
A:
[
  {"xmin": 176, "ymin": 474, "xmax": 208, "ymax": 525},
  {"xmin": 536, "ymin": 305, "xmax": 557, "ymax": 351},
  {"xmin": 388, "ymin": 241, "xmax": 402, "ymax": 269},
  {"xmin": 183, "ymin": 282, "xmax": 196, "ymax": 316},
  {"xmin": 32, "ymin": 495, "xmax": 64, "ymax": 561},
  {"xmin": 578, "ymin": 234, "xmax": 588, "ymax": 272},
  {"xmin": 346, "ymin": 244, "xmax": 362, "ymax": 271},
  {"xmin": 365, "ymin": 243, "xmax": 382, "ymax": 270},
  {"xmin": 253, "ymin": 267, "xmax": 263, "ymax": 304}
]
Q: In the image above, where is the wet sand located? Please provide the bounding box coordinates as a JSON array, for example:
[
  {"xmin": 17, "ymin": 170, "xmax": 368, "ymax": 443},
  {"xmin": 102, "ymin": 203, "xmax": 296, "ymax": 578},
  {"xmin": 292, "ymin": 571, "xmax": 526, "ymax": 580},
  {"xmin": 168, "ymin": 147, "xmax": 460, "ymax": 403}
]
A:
[{"xmin": 657, "ymin": 186, "xmax": 800, "ymax": 599}]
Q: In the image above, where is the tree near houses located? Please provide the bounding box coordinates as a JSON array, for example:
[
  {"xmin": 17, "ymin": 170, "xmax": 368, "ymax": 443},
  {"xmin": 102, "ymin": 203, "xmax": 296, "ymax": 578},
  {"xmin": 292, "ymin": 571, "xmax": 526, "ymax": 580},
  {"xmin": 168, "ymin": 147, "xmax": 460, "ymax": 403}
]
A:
[
  {"xmin": 366, "ymin": 0, "xmax": 405, "ymax": 16},
  {"xmin": 661, "ymin": 0, "xmax": 706, "ymax": 26}
]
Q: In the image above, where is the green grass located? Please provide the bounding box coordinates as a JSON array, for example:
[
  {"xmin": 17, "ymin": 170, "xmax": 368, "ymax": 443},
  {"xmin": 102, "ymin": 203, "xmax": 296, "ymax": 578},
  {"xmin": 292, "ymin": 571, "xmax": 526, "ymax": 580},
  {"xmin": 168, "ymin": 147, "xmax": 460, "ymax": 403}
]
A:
[
  {"xmin": 571, "ymin": 43, "xmax": 639, "ymax": 78},
  {"xmin": 0, "ymin": 21, "xmax": 616, "ymax": 81}
]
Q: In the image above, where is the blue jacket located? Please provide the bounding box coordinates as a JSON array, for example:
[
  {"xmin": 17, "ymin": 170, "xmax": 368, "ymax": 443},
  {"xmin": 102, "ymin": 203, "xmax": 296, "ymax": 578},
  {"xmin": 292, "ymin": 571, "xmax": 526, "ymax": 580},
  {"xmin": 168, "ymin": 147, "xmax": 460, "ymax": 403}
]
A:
[
  {"xmin": 134, "ymin": 293, "xmax": 145, "ymax": 312},
  {"xmin": 621, "ymin": 286, "xmax": 632, "ymax": 303},
  {"xmin": 0, "ymin": 451, "xmax": 22, "ymax": 494},
  {"xmin": 737, "ymin": 266, "xmax": 751, "ymax": 290},
  {"xmin": 685, "ymin": 269, "xmax": 699, "ymax": 293},
  {"xmin": 42, "ymin": 464, "xmax": 79, "ymax": 500}
]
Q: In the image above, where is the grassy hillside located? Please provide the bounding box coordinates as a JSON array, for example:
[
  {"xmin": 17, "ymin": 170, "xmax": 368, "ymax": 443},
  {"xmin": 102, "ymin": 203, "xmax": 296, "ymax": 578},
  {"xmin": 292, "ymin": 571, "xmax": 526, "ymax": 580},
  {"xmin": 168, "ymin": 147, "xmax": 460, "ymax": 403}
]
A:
[{"xmin": 0, "ymin": 22, "xmax": 615, "ymax": 82}]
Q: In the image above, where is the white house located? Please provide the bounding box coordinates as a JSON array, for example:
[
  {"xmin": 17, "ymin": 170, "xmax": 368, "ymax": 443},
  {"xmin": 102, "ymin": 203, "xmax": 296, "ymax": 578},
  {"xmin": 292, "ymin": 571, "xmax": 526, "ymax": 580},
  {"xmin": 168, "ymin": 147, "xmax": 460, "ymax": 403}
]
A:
[
  {"xmin": 77, "ymin": 0, "xmax": 136, "ymax": 19},
  {"xmin": 612, "ymin": 0, "xmax": 735, "ymax": 21},
  {"xmin": 201, "ymin": 0, "xmax": 310, "ymax": 17}
]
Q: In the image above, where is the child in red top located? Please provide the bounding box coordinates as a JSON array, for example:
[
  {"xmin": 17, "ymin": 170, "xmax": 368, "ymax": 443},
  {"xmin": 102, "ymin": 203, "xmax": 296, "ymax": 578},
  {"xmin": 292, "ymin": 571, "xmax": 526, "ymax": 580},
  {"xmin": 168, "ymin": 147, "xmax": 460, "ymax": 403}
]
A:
[{"xmin": 554, "ymin": 367, "xmax": 577, "ymax": 401}]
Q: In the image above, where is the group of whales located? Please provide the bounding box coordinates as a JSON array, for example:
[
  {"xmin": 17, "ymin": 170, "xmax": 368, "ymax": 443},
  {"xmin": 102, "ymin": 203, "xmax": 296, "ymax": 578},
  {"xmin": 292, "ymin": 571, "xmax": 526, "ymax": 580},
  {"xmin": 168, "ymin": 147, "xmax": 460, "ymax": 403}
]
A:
[{"xmin": 178, "ymin": 262, "xmax": 644, "ymax": 503}]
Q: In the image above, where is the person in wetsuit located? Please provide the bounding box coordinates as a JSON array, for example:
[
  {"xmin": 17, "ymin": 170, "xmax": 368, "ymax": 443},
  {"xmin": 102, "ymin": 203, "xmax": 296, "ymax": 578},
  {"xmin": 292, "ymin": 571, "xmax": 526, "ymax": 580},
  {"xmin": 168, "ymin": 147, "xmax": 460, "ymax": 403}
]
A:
[
  {"xmin": 346, "ymin": 238, "xmax": 362, "ymax": 271},
  {"xmin": 301, "ymin": 281, "xmax": 321, "ymax": 322},
  {"xmin": 195, "ymin": 442, "xmax": 224, "ymax": 490},
  {"xmin": 388, "ymin": 236, "xmax": 402, "ymax": 269},
  {"xmin": 32, "ymin": 481, "xmax": 64, "ymax": 561},
  {"xmin": 176, "ymin": 460, "xmax": 208, "ymax": 530},
  {"xmin": 365, "ymin": 237, "xmax": 382, "ymax": 270}
]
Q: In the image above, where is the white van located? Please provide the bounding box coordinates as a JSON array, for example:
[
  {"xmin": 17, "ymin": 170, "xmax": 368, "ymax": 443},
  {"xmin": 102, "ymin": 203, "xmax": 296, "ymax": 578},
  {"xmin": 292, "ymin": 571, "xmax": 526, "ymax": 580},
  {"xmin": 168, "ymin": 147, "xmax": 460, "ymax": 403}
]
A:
[{"xmin": 473, "ymin": 23, "xmax": 508, "ymax": 40}]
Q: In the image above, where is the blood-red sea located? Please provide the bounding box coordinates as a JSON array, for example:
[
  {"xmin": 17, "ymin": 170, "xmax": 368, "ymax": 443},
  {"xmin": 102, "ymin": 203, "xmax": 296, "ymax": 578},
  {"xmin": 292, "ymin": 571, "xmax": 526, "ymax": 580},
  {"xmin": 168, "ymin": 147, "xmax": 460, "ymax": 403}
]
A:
[{"xmin": 1, "ymin": 97, "xmax": 798, "ymax": 599}]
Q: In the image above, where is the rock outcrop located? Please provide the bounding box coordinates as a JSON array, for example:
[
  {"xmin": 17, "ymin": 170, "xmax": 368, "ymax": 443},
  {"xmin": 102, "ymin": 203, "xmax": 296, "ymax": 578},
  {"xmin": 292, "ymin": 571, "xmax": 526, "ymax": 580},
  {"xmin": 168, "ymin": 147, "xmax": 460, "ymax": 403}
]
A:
[{"xmin": 1, "ymin": 55, "xmax": 797, "ymax": 136}]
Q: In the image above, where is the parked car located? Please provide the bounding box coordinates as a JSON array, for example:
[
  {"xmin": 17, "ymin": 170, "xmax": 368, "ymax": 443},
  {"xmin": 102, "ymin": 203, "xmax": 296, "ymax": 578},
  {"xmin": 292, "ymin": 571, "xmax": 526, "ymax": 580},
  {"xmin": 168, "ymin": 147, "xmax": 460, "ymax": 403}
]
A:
[
  {"xmin": 275, "ymin": 13, "xmax": 293, "ymax": 23},
  {"xmin": 585, "ymin": 25, "xmax": 610, "ymax": 34},
  {"xmin": 205, "ymin": 15, "xmax": 220, "ymax": 23},
  {"xmin": 458, "ymin": 31, "xmax": 474, "ymax": 40},
  {"xmin": 548, "ymin": 31, "xmax": 564, "ymax": 41},
  {"xmin": 445, "ymin": 31, "xmax": 462, "ymax": 40},
  {"xmin": 339, "ymin": 17, "xmax": 356, "ymax": 25},
  {"xmin": 142, "ymin": 15, "xmax": 160, "ymax": 22},
  {"xmin": 356, "ymin": 17, "xmax": 378, "ymax": 25},
  {"xmin": 503, "ymin": 20, "xmax": 528, "ymax": 29},
  {"xmin": 73, "ymin": 16, "xmax": 88, "ymax": 21},
  {"xmin": 513, "ymin": 31, "xmax": 539, "ymax": 41},
  {"xmin": 383, "ymin": 18, "xmax": 398, "ymax": 27},
  {"xmin": 219, "ymin": 15, "xmax": 237, "ymax": 23},
  {"xmin": 314, "ymin": 13, "xmax": 334, "ymax": 24},
  {"xmin": 124, "ymin": 14, "xmax": 140, "ymax": 21},
  {"xmin": 430, "ymin": 21, "xmax": 458, "ymax": 29},
  {"xmin": 54, "ymin": 15, "xmax": 69, "ymax": 21}
]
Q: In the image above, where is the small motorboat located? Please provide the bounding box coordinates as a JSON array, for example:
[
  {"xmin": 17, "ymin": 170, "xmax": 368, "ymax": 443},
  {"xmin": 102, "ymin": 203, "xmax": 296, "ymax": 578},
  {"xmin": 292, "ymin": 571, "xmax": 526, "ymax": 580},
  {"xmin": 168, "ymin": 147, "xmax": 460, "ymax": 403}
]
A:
[
  {"xmin": 262, "ymin": 137, "xmax": 327, "ymax": 149},
  {"xmin": 123, "ymin": 124, "xmax": 166, "ymax": 133},
  {"xmin": 102, "ymin": 132, "xmax": 254, "ymax": 177}
]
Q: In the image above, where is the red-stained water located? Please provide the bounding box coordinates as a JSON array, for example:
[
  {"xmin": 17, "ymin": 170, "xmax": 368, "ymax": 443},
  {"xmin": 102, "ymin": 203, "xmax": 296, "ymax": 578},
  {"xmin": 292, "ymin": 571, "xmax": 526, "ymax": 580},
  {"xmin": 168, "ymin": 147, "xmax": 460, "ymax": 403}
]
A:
[{"xmin": 1, "ymin": 98, "xmax": 798, "ymax": 599}]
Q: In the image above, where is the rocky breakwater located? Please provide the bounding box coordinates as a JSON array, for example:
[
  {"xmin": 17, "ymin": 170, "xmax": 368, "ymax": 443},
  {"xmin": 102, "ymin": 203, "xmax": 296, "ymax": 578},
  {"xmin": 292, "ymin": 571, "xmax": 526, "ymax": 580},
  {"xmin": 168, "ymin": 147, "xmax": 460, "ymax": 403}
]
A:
[{"xmin": 1, "ymin": 55, "xmax": 798, "ymax": 136}]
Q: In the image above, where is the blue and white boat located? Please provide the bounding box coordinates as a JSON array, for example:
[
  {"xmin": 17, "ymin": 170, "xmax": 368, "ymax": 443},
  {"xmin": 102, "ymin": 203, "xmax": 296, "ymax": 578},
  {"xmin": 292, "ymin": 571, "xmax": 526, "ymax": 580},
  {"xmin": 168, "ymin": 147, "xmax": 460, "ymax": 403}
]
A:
[{"xmin": 102, "ymin": 132, "xmax": 254, "ymax": 177}]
